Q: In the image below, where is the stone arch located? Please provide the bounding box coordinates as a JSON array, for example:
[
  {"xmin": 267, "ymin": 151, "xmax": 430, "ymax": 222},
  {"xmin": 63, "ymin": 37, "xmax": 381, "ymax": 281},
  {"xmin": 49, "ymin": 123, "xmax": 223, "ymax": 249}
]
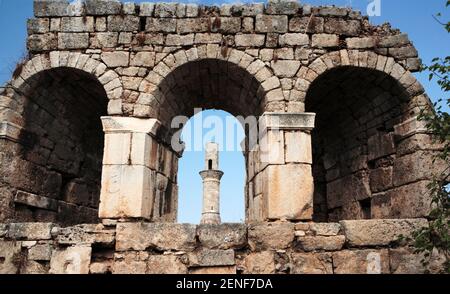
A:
[
  {"xmin": 0, "ymin": 53, "xmax": 117, "ymax": 225},
  {"xmin": 136, "ymin": 46, "xmax": 282, "ymax": 125},
  {"xmin": 299, "ymin": 50, "xmax": 427, "ymax": 102},
  {"xmin": 303, "ymin": 50, "xmax": 438, "ymax": 222},
  {"xmin": 4, "ymin": 52, "xmax": 123, "ymax": 115},
  {"xmin": 123, "ymin": 47, "xmax": 284, "ymax": 223}
]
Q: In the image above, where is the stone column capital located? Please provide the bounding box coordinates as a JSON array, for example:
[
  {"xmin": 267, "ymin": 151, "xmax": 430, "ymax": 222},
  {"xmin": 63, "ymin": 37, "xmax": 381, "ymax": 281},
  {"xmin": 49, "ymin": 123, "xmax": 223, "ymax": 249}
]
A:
[
  {"xmin": 259, "ymin": 112, "xmax": 316, "ymax": 133},
  {"xmin": 101, "ymin": 116, "xmax": 161, "ymax": 136},
  {"xmin": 199, "ymin": 170, "xmax": 224, "ymax": 181},
  {"xmin": 246, "ymin": 112, "xmax": 316, "ymax": 151}
]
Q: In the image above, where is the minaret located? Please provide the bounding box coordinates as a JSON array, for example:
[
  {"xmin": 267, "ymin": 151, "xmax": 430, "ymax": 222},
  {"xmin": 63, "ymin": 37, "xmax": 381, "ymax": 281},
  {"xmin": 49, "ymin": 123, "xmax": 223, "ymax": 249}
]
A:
[{"xmin": 200, "ymin": 142, "xmax": 224, "ymax": 224}]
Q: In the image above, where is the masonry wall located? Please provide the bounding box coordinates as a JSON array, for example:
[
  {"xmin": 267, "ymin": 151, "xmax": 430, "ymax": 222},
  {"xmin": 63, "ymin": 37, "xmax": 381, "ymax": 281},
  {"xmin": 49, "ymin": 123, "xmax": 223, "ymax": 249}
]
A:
[
  {"xmin": 0, "ymin": 219, "xmax": 446, "ymax": 274},
  {"xmin": 0, "ymin": 0, "xmax": 444, "ymax": 224}
]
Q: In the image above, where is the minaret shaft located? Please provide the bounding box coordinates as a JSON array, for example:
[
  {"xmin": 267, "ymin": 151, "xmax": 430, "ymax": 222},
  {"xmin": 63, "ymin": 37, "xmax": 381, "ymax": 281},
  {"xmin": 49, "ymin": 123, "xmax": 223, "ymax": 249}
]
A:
[{"xmin": 200, "ymin": 143, "xmax": 223, "ymax": 224}]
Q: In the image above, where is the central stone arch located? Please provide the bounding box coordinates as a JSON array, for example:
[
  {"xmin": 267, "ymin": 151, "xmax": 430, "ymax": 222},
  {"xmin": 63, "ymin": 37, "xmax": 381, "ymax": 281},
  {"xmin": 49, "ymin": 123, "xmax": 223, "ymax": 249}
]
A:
[
  {"xmin": 99, "ymin": 46, "xmax": 315, "ymax": 223},
  {"xmin": 136, "ymin": 47, "xmax": 281, "ymax": 123}
]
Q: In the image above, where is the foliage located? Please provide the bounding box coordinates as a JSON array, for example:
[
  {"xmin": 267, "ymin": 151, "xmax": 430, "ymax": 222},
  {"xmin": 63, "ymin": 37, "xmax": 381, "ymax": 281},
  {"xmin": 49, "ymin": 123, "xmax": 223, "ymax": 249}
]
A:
[{"xmin": 412, "ymin": 0, "xmax": 450, "ymax": 273}]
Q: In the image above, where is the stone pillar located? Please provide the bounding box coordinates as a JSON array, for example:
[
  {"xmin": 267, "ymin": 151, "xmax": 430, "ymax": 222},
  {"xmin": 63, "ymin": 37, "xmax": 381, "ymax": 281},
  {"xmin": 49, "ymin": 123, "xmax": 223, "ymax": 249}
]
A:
[
  {"xmin": 99, "ymin": 116, "xmax": 161, "ymax": 220},
  {"xmin": 200, "ymin": 143, "xmax": 224, "ymax": 224},
  {"xmin": 246, "ymin": 112, "xmax": 316, "ymax": 222}
]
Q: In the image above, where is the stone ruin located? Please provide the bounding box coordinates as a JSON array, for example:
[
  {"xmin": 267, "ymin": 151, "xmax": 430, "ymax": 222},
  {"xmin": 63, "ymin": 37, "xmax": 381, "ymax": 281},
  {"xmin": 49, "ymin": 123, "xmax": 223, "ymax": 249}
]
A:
[{"xmin": 0, "ymin": 0, "xmax": 447, "ymax": 274}]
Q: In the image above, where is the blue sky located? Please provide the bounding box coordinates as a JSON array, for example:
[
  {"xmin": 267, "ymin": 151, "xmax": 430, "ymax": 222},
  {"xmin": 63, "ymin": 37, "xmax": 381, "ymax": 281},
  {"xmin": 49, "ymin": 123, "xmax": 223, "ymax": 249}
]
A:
[{"xmin": 0, "ymin": 0, "xmax": 448, "ymax": 223}]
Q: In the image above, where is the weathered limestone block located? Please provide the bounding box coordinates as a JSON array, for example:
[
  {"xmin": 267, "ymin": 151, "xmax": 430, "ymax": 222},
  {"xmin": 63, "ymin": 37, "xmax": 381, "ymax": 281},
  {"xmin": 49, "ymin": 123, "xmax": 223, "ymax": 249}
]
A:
[
  {"xmin": 85, "ymin": 0, "xmax": 121, "ymax": 15},
  {"xmin": 58, "ymin": 33, "xmax": 89, "ymax": 49},
  {"xmin": 389, "ymin": 46, "xmax": 418, "ymax": 59},
  {"xmin": 394, "ymin": 117, "xmax": 428, "ymax": 138},
  {"xmin": 262, "ymin": 164, "xmax": 314, "ymax": 220},
  {"xmin": 340, "ymin": 219, "xmax": 428, "ymax": 246},
  {"xmin": 28, "ymin": 243, "xmax": 53, "ymax": 261},
  {"xmin": 333, "ymin": 249, "xmax": 390, "ymax": 274},
  {"xmin": 259, "ymin": 130, "xmax": 285, "ymax": 165},
  {"xmin": 255, "ymin": 15, "xmax": 288, "ymax": 33},
  {"xmin": 239, "ymin": 3, "xmax": 265, "ymax": 16},
  {"xmin": 367, "ymin": 132, "xmax": 395, "ymax": 161},
  {"xmin": 166, "ymin": 34, "xmax": 195, "ymax": 46},
  {"xmin": 28, "ymin": 33, "xmax": 58, "ymax": 51},
  {"xmin": 115, "ymin": 223, "xmax": 197, "ymax": 251},
  {"xmin": 56, "ymin": 224, "xmax": 115, "ymax": 246},
  {"xmin": 61, "ymin": 17, "xmax": 94, "ymax": 32},
  {"xmin": 185, "ymin": 4, "xmax": 199, "ymax": 17},
  {"xmin": 0, "ymin": 241, "xmax": 21, "ymax": 274},
  {"xmin": 369, "ymin": 166, "xmax": 393, "ymax": 193},
  {"xmin": 101, "ymin": 51, "xmax": 130, "ymax": 67},
  {"xmin": 154, "ymin": 3, "xmax": 178, "ymax": 18},
  {"xmin": 289, "ymin": 17, "xmax": 324, "ymax": 33},
  {"xmin": 107, "ymin": 15, "xmax": 140, "ymax": 32},
  {"xmin": 393, "ymin": 151, "xmax": 446, "ymax": 186},
  {"xmin": 376, "ymin": 181, "xmax": 433, "ymax": 219},
  {"xmin": 318, "ymin": 6, "xmax": 349, "ymax": 16},
  {"xmin": 113, "ymin": 251, "xmax": 147, "ymax": 274},
  {"xmin": 324, "ymin": 19, "xmax": 361, "ymax": 36},
  {"xmin": 244, "ymin": 251, "xmax": 276, "ymax": 274},
  {"xmin": 140, "ymin": 3, "xmax": 155, "ymax": 16},
  {"xmin": 130, "ymin": 52, "xmax": 156, "ymax": 67},
  {"xmin": 0, "ymin": 224, "xmax": 7, "ymax": 237},
  {"xmin": 194, "ymin": 33, "xmax": 223, "ymax": 44},
  {"xmin": 312, "ymin": 34, "xmax": 339, "ymax": 48},
  {"xmin": 284, "ymin": 131, "xmax": 312, "ymax": 164},
  {"xmin": 271, "ymin": 60, "xmax": 301, "ymax": 77},
  {"xmin": 248, "ymin": 222, "xmax": 295, "ymax": 250},
  {"xmin": 34, "ymin": 0, "xmax": 70, "ymax": 17},
  {"xmin": 14, "ymin": 190, "xmax": 58, "ymax": 211},
  {"xmin": 279, "ymin": 33, "xmax": 309, "ymax": 46},
  {"xmin": 266, "ymin": 0, "xmax": 300, "ymax": 15},
  {"xmin": 235, "ymin": 34, "xmax": 265, "ymax": 47},
  {"xmin": 188, "ymin": 249, "xmax": 235, "ymax": 267},
  {"xmin": 22, "ymin": 260, "xmax": 49, "ymax": 274},
  {"xmin": 91, "ymin": 32, "xmax": 118, "ymax": 48},
  {"xmin": 49, "ymin": 246, "xmax": 92, "ymax": 274},
  {"xmin": 379, "ymin": 33, "xmax": 410, "ymax": 48},
  {"xmin": 397, "ymin": 133, "xmax": 442, "ymax": 156},
  {"xmin": 99, "ymin": 117, "xmax": 161, "ymax": 220},
  {"xmin": 215, "ymin": 17, "xmax": 241, "ymax": 34},
  {"xmin": 99, "ymin": 165, "xmax": 154, "ymax": 219},
  {"xmin": 346, "ymin": 37, "xmax": 375, "ymax": 49},
  {"xmin": 197, "ymin": 224, "xmax": 247, "ymax": 249},
  {"xmin": 27, "ymin": 18, "xmax": 50, "ymax": 34},
  {"xmin": 176, "ymin": 18, "xmax": 209, "ymax": 34},
  {"xmin": 90, "ymin": 261, "xmax": 113, "ymax": 274},
  {"xmin": 290, "ymin": 252, "xmax": 333, "ymax": 274},
  {"xmin": 7, "ymin": 223, "xmax": 54, "ymax": 240},
  {"xmin": 389, "ymin": 248, "xmax": 445, "ymax": 274},
  {"xmin": 296, "ymin": 236, "xmax": 346, "ymax": 252},
  {"xmin": 146, "ymin": 18, "xmax": 177, "ymax": 32},
  {"xmin": 310, "ymin": 223, "xmax": 341, "ymax": 236},
  {"xmin": 147, "ymin": 255, "xmax": 188, "ymax": 274}
]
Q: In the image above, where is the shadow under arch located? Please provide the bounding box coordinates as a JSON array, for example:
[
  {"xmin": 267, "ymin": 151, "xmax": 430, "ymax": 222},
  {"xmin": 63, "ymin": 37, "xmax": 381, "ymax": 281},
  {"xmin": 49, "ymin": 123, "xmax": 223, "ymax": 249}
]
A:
[
  {"xmin": 305, "ymin": 65, "xmax": 429, "ymax": 222},
  {"xmin": 157, "ymin": 58, "xmax": 265, "ymax": 127},
  {"xmin": 1, "ymin": 67, "xmax": 108, "ymax": 225}
]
